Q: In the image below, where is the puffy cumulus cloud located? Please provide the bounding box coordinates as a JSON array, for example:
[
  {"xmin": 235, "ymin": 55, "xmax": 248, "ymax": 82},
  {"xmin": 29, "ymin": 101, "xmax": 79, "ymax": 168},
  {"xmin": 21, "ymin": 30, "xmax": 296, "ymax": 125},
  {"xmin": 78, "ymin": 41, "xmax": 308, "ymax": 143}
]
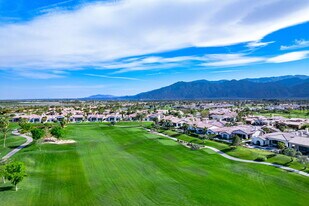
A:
[{"xmin": 0, "ymin": 0, "xmax": 308, "ymax": 73}]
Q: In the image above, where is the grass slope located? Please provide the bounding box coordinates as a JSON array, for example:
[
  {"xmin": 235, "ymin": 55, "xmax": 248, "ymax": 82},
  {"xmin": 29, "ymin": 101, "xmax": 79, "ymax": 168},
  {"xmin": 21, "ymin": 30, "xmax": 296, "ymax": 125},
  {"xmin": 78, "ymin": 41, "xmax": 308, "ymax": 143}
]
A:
[
  {"xmin": 160, "ymin": 130, "xmax": 309, "ymax": 173},
  {"xmin": 0, "ymin": 134, "xmax": 27, "ymax": 159},
  {"xmin": 0, "ymin": 123, "xmax": 308, "ymax": 205}
]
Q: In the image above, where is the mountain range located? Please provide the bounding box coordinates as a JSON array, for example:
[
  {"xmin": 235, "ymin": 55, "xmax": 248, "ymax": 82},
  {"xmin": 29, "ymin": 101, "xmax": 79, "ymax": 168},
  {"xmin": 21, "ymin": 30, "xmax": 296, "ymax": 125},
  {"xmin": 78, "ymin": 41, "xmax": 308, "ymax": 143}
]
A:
[{"xmin": 85, "ymin": 75, "xmax": 309, "ymax": 100}]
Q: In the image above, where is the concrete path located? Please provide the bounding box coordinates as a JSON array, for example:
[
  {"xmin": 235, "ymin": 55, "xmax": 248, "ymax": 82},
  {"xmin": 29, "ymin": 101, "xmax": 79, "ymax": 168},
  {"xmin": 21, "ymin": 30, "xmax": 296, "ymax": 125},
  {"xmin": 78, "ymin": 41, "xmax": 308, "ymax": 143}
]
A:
[
  {"xmin": 1, "ymin": 130, "xmax": 33, "ymax": 161},
  {"xmin": 148, "ymin": 129, "xmax": 309, "ymax": 177}
]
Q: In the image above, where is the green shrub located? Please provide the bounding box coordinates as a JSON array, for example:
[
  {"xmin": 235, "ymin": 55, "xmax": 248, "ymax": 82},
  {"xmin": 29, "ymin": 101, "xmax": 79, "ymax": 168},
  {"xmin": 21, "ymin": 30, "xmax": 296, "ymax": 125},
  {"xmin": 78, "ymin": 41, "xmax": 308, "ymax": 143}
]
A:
[{"xmin": 255, "ymin": 156, "xmax": 267, "ymax": 162}]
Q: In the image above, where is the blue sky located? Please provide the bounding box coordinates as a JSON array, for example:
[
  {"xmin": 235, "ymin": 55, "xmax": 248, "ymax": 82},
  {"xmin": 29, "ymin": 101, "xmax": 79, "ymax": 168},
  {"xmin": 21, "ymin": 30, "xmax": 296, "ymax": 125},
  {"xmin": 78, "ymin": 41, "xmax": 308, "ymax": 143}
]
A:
[{"xmin": 0, "ymin": 0, "xmax": 309, "ymax": 99}]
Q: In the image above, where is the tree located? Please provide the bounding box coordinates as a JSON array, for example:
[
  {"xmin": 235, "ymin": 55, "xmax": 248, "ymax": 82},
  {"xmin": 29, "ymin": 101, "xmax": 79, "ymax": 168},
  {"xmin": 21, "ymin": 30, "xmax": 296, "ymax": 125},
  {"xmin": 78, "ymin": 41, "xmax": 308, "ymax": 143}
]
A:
[
  {"xmin": 59, "ymin": 118, "xmax": 67, "ymax": 128},
  {"xmin": 136, "ymin": 113, "xmax": 146, "ymax": 125},
  {"xmin": 200, "ymin": 135, "xmax": 207, "ymax": 144},
  {"xmin": 298, "ymin": 156, "xmax": 309, "ymax": 170},
  {"xmin": 277, "ymin": 142, "xmax": 286, "ymax": 150},
  {"xmin": 18, "ymin": 118, "xmax": 32, "ymax": 133},
  {"xmin": 192, "ymin": 124, "xmax": 197, "ymax": 134},
  {"xmin": 31, "ymin": 128, "xmax": 45, "ymax": 142},
  {"xmin": 4, "ymin": 161, "xmax": 26, "ymax": 191},
  {"xmin": 283, "ymin": 148, "xmax": 297, "ymax": 162},
  {"xmin": 152, "ymin": 117, "xmax": 159, "ymax": 125},
  {"xmin": 202, "ymin": 127, "xmax": 208, "ymax": 135},
  {"xmin": 200, "ymin": 110, "xmax": 209, "ymax": 118},
  {"xmin": 190, "ymin": 144, "xmax": 201, "ymax": 150},
  {"xmin": 232, "ymin": 135, "xmax": 241, "ymax": 146},
  {"xmin": 41, "ymin": 116, "xmax": 47, "ymax": 123},
  {"xmin": 0, "ymin": 163, "xmax": 6, "ymax": 183},
  {"xmin": 50, "ymin": 126, "xmax": 64, "ymax": 139},
  {"xmin": 182, "ymin": 123, "xmax": 189, "ymax": 134},
  {"xmin": 0, "ymin": 117, "xmax": 10, "ymax": 148},
  {"xmin": 301, "ymin": 124, "xmax": 309, "ymax": 129},
  {"xmin": 120, "ymin": 111, "xmax": 126, "ymax": 119}
]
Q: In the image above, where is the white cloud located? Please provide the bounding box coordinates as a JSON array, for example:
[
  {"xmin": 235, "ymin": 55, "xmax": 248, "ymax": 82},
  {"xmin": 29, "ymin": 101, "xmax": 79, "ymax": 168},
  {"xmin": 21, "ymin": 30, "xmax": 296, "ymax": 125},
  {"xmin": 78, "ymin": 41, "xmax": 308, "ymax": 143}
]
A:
[
  {"xmin": 0, "ymin": 0, "xmax": 308, "ymax": 73},
  {"xmin": 200, "ymin": 51, "xmax": 309, "ymax": 67},
  {"xmin": 85, "ymin": 73, "xmax": 141, "ymax": 80},
  {"xmin": 267, "ymin": 50, "xmax": 309, "ymax": 63},
  {"xmin": 93, "ymin": 55, "xmax": 199, "ymax": 73},
  {"xmin": 47, "ymin": 84, "xmax": 106, "ymax": 89},
  {"xmin": 280, "ymin": 39, "xmax": 309, "ymax": 50},
  {"xmin": 201, "ymin": 54, "xmax": 264, "ymax": 67},
  {"xmin": 246, "ymin": 41, "xmax": 275, "ymax": 48},
  {"xmin": 16, "ymin": 71, "xmax": 65, "ymax": 79},
  {"xmin": 211, "ymin": 69, "xmax": 241, "ymax": 73}
]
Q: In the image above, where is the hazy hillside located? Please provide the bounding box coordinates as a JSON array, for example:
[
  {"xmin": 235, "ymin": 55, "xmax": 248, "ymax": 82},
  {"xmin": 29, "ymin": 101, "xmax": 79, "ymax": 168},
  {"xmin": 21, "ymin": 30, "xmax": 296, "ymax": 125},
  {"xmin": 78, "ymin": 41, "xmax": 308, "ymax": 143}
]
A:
[
  {"xmin": 130, "ymin": 76, "xmax": 309, "ymax": 100},
  {"xmin": 86, "ymin": 75, "xmax": 309, "ymax": 100}
]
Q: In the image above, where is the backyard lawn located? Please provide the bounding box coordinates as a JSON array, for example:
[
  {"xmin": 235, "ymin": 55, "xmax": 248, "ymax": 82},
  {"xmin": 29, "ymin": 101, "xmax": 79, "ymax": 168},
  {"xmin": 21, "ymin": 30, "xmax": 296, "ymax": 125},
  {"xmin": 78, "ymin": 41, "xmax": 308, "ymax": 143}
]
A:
[{"xmin": 0, "ymin": 123, "xmax": 309, "ymax": 205}]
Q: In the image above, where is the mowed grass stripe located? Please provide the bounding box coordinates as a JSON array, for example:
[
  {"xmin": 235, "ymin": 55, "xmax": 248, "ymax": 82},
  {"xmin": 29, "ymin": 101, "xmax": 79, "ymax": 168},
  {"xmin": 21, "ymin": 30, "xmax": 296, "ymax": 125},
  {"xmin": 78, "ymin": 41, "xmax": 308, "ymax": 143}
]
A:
[
  {"xmin": 69, "ymin": 125, "xmax": 309, "ymax": 205},
  {"xmin": 0, "ymin": 123, "xmax": 309, "ymax": 205},
  {"xmin": 69, "ymin": 125, "xmax": 191, "ymax": 205}
]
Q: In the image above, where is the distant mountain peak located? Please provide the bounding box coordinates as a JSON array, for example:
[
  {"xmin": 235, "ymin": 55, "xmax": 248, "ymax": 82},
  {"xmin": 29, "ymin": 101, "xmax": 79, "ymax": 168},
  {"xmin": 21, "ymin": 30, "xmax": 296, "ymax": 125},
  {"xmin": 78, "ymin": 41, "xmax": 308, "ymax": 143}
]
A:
[
  {"xmin": 130, "ymin": 75, "xmax": 309, "ymax": 100},
  {"xmin": 83, "ymin": 94, "xmax": 116, "ymax": 100},
  {"xmin": 84, "ymin": 75, "xmax": 309, "ymax": 100}
]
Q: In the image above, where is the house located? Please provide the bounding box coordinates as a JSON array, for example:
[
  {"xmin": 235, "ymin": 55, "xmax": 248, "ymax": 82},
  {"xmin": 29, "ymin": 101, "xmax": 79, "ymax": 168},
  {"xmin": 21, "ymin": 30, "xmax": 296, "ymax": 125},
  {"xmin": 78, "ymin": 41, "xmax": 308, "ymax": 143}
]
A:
[
  {"xmin": 209, "ymin": 109, "xmax": 237, "ymax": 122},
  {"xmin": 55, "ymin": 115, "xmax": 65, "ymax": 122},
  {"xmin": 245, "ymin": 116, "xmax": 272, "ymax": 126},
  {"xmin": 45, "ymin": 115, "xmax": 57, "ymax": 122},
  {"xmin": 106, "ymin": 115, "xmax": 121, "ymax": 122},
  {"xmin": 252, "ymin": 132, "xmax": 292, "ymax": 147},
  {"xmin": 252, "ymin": 130, "xmax": 309, "ymax": 154},
  {"xmin": 70, "ymin": 115, "xmax": 84, "ymax": 122},
  {"xmin": 29, "ymin": 115, "xmax": 42, "ymax": 123},
  {"xmin": 281, "ymin": 118, "xmax": 308, "ymax": 130},
  {"xmin": 125, "ymin": 113, "xmax": 137, "ymax": 121},
  {"xmin": 231, "ymin": 126, "xmax": 262, "ymax": 139},
  {"xmin": 289, "ymin": 136, "xmax": 309, "ymax": 154},
  {"xmin": 11, "ymin": 116, "xmax": 21, "ymax": 122},
  {"xmin": 207, "ymin": 125, "xmax": 261, "ymax": 140},
  {"xmin": 87, "ymin": 114, "xmax": 105, "ymax": 122}
]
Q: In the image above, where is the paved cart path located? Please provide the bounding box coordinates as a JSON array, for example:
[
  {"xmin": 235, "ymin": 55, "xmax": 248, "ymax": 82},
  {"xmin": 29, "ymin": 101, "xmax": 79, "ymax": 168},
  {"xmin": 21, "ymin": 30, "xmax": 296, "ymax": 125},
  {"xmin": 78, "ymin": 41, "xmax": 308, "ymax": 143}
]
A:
[
  {"xmin": 148, "ymin": 129, "xmax": 309, "ymax": 177},
  {"xmin": 1, "ymin": 130, "xmax": 33, "ymax": 161}
]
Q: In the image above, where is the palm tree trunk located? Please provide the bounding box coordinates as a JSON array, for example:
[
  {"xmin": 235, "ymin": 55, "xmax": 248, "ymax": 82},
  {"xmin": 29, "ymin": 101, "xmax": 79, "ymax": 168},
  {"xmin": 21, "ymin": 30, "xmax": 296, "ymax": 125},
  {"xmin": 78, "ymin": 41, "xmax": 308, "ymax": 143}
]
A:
[{"xmin": 3, "ymin": 133, "xmax": 7, "ymax": 148}]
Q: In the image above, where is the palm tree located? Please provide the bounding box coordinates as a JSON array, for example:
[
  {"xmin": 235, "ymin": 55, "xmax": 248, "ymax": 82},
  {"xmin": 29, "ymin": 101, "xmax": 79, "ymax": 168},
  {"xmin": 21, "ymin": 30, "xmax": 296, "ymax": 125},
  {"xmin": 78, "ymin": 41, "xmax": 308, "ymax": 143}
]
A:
[
  {"xmin": 182, "ymin": 123, "xmax": 189, "ymax": 134},
  {"xmin": 136, "ymin": 113, "xmax": 146, "ymax": 126},
  {"xmin": 203, "ymin": 127, "xmax": 208, "ymax": 135},
  {"xmin": 0, "ymin": 117, "xmax": 9, "ymax": 148},
  {"xmin": 120, "ymin": 111, "xmax": 126, "ymax": 119},
  {"xmin": 192, "ymin": 123, "xmax": 197, "ymax": 134}
]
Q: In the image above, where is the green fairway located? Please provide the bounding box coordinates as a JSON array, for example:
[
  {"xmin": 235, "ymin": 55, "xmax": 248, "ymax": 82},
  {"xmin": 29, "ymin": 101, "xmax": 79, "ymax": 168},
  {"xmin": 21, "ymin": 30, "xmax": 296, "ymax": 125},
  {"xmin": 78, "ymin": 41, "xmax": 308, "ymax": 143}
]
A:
[
  {"xmin": 1, "ymin": 123, "xmax": 309, "ymax": 205},
  {"xmin": 253, "ymin": 109, "xmax": 309, "ymax": 119}
]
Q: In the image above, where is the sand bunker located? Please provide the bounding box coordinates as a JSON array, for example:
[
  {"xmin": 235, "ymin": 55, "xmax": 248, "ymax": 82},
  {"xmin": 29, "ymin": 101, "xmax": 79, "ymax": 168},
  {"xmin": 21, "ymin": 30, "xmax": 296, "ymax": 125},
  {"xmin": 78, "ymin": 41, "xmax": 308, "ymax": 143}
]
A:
[{"xmin": 43, "ymin": 137, "xmax": 76, "ymax": 144}]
